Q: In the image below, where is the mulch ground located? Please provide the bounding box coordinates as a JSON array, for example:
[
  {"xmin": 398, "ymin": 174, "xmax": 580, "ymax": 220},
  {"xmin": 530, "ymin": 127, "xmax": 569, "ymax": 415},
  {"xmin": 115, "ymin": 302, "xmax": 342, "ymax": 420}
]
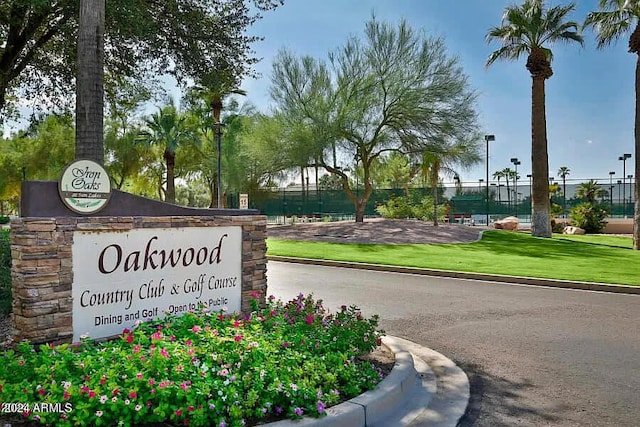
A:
[{"xmin": 267, "ymin": 218, "xmax": 485, "ymax": 245}]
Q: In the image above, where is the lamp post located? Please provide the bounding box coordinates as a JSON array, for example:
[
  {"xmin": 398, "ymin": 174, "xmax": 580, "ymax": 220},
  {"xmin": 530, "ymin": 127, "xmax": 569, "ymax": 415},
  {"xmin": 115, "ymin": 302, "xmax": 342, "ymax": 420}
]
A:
[
  {"xmin": 510, "ymin": 158, "xmax": 520, "ymax": 217},
  {"xmin": 526, "ymin": 173, "xmax": 532, "ymax": 208},
  {"xmin": 619, "ymin": 153, "xmax": 632, "ymax": 217},
  {"xmin": 617, "ymin": 179, "xmax": 622, "ymax": 208},
  {"xmin": 484, "ymin": 134, "xmax": 495, "ymax": 226},
  {"xmin": 609, "ymin": 171, "xmax": 615, "ymax": 213},
  {"xmin": 628, "ymin": 174, "xmax": 634, "ymax": 216},
  {"xmin": 215, "ymin": 122, "xmax": 225, "ymax": 209}
]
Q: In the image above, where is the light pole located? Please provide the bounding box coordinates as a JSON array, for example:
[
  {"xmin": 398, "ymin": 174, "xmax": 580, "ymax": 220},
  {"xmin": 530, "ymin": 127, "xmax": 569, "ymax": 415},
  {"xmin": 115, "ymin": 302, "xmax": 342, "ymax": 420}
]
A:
[
  {"xmin": 617, "ymin": 179, "xmax": 622, "ymax": 208},
  {"xmin": 215, "ymin": 122, "xmax": 225, "ymax": 209},
  {"xmin": 510, "ymin": 158, "xmax": 520, "ymax": 217},
  {"xmin": 619, "ymin": 153, "xmax": 631, "ymax": 217},
  {"xmin": 484, "ymin": 134, "xmax": 495, "ymax": 226},
  {"xmin": 609, "ymin": 171, "xmax": 615, "ymax": 214},
  {"xmin": 628, "ymin": 174, "xmax": 634, "ymax": 216},
  {"xmin": 526, "ymin": 174, "xmax": 532, "ymax": 207}
]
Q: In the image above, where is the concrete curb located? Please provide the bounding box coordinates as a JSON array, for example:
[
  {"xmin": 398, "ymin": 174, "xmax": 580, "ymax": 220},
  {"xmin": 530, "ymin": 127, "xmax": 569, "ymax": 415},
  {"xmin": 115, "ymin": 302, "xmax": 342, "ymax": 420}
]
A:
[
  {"xmin": 266, "ymin": 336, "xmax": 468, "ymax": 427},
  {"xmin": 268, "ymin": 256, "xmax": 640, "ymax": 295}
]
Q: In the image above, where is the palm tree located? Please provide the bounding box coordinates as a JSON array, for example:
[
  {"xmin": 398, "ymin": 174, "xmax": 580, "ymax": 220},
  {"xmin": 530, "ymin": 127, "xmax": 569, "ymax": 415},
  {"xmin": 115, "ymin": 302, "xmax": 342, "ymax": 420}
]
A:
[
  {"xmin": 420, "ymin": 137, "xmax": 481, "ymax": 226},
  {"xmin": 576, "ymin": 180, "xmax": 606, "ymax": 204},
  {"xmin": 192, "ymin": 70, "xmax": 247, "ymax": 207},
  {"xmin": 487, "ymin": 0, "xmax": 583, "ymax": 237},
  {"xmin": 75, "ymin": 0, "xmax": 105, "ymax": 163},
  {"xmin": 138, "ymin": 101, "xmax": 193, "ymax": 204},
  {"xmin": 492, "ymin": 170, "xmax": 505, "ymax": 202},
  {"xmin": 584, "ymin": 1, "xmax": 640, "ymax": 249},
  {"xmin": 501, "ymin": 167, "xmax": 516, "ymax": 208},
  {"xmin": 557, "ymin": 166, "xmax": 571, "ymax": 214}
]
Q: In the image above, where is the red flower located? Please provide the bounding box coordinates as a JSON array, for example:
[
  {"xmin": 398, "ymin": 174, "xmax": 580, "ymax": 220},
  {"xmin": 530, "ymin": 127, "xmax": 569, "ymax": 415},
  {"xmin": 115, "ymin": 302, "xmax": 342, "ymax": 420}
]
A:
[
  {"xmin": 125, "ymin": 334, "xmax": 134, "ymax": 344},
  {"xmin": 38, "ymin": 388, "xmax": 46, "ymax": 395},
  {"xmin": 175, "ymin": 409, "xmax": 183, "ymax": 417},
  {"xmin": 112, "ymin": 388, "xmax": 120, "ymax": 396},
  {"xmin": 129, "ymin": 391, "xmax": 137, "ymax": 399}
]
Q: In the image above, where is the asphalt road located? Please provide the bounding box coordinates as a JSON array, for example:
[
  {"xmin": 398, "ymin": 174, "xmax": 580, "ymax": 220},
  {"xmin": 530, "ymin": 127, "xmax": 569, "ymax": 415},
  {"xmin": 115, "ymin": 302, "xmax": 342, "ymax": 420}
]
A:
[{"xmin": 267, "ymin": 261, "xmax": 640, "ymax": 427}]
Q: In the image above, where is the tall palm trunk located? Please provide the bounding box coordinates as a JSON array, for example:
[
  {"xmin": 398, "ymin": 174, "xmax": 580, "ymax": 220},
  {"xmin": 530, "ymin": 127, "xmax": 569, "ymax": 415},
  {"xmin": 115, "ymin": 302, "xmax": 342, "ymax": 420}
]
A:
[
  {"xmin": 634, "ymin": 53, "xmax": 640, "ymax": 250},
  {"xmin": 76, "ymin": 0, "xmax": 105, "ymax": 163},
  {"xmin": 530, "ymin": 74, "xmax": 552, "ymax": 237},
  {"xmin": 164, "ymin": 149, "xmax": 176, "ymax": 203}
]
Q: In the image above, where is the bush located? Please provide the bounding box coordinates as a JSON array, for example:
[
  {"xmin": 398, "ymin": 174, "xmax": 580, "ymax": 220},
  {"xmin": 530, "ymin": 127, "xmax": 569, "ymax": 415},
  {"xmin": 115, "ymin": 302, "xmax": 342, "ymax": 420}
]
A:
[
  {"xmin": 569, "ymin": 203, "xmax": 609, "ymax": 233},
  {"xmin": 0, "ymin": 216, "xmax": 10, "ymax": 225},
  {"xmin": 0, "ymin": 294, "xmax": 384, "ymax": 427},
  {"xmin": 0, "ymin": 229, "xmax": 10, "ymax": 316},
  {"xmin": 376, "ymin": 195, "xmax": 446, "ymax": 222}
]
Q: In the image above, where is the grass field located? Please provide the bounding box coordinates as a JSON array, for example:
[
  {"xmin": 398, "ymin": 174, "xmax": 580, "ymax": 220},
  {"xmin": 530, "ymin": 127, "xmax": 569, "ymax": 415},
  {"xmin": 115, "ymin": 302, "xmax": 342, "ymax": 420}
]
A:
[{"xmin": 267, "ymin": 231, "xmax": 639, "ymax": 286}]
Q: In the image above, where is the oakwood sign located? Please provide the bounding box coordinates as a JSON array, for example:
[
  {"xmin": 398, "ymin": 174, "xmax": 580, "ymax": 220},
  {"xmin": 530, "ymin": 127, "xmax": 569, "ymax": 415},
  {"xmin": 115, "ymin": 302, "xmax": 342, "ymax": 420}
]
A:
[{"xmin": 72, "ymin": 227, "xmax": 242, "ymax": 341}]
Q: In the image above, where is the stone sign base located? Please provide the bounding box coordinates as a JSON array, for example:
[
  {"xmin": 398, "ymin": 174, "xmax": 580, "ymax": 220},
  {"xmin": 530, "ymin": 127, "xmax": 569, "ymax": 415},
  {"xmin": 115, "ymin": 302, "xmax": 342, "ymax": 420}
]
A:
[{"xmin": 10, "ymin": 215, "xmax": 267, "ymax": 344}]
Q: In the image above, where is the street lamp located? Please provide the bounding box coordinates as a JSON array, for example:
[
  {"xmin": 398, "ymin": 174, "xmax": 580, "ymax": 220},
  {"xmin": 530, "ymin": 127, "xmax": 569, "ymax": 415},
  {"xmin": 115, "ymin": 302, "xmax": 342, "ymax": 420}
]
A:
[
  {"xmin": 510, "ymin": 158, "xmax": 521, "ymax": 217},
  {"xmin": 609, "ymin": 171, "xmax": 615, "ymax": 213},
  {"xmin": 215, "ymin": 122, "xmax": 225, "ymax": 209},
  {"xmin": 484, "ymin": 134, "xmax": 495, "ymax": 226},
  {"xmin": 619, "ymin": 153, "xmax": 632, "ymax": 217}
]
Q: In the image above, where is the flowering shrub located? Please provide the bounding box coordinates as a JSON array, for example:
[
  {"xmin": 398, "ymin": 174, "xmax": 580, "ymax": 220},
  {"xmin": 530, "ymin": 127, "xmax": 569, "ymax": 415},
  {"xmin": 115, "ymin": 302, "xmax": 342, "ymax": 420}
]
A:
[{"xmin": 0, "ymin": 294, "xmax": 384, "ymax": 426}]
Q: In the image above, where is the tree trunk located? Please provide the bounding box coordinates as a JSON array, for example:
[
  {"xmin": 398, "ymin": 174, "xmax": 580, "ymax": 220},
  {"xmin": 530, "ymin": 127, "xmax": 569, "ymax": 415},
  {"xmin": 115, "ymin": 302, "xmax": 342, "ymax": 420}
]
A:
[
  {"xmin": 76, "ymin": 0, "xmax": 105, "ymax": 164},
  {"xmin": 634, "ymin": 54, "xmax": 640, "ymax": 250},
  {"xmin": 530, "ymin": 75, "xmax": 552, "ymax": 237},
  {"xmin": 164, "ymin": 149, "xmax": 176, "ymax": 203}
]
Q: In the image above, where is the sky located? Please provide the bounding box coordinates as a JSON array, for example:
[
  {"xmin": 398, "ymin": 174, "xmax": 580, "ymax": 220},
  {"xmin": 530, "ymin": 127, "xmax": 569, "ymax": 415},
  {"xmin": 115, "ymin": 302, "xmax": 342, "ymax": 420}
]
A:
[{"xmin": 236, "ymin": 0, "xmax": 636, "ymax": 186}]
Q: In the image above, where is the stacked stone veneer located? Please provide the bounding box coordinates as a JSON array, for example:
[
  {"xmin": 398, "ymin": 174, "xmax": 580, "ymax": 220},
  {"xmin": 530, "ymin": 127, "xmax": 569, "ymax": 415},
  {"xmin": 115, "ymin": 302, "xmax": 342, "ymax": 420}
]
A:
[{"xmin": 10, "ymin": 215, "xmax": 267, "ymax": 345}]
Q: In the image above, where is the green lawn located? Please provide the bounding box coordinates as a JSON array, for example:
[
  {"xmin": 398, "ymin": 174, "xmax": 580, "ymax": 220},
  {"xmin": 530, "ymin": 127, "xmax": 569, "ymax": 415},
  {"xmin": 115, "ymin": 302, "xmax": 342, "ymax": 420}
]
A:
[{"xmin": 267, "ymin": 231, "xmax": 639, "ymax": 286}]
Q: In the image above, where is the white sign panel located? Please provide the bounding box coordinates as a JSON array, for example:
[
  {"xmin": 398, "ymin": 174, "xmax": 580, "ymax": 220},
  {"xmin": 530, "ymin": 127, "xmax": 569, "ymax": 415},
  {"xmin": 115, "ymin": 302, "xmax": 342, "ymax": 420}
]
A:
[{"xmin": 72, "ymin": 227, "xmax": 242, "ymax": 341}]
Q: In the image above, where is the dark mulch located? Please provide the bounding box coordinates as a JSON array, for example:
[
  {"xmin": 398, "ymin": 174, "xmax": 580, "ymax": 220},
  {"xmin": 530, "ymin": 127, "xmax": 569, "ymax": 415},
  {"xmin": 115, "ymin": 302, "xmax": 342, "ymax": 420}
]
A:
[{"xmin": 267, "ymin": 218, "xmax": 484, "ymax": 245}]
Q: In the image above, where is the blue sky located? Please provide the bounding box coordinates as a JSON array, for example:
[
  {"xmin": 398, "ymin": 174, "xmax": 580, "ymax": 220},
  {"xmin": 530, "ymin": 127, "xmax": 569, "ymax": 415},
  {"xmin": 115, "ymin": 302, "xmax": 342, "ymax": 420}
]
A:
[{"xmin": 239, "ymin": 0, "xmax": 636, "ymax": 185}]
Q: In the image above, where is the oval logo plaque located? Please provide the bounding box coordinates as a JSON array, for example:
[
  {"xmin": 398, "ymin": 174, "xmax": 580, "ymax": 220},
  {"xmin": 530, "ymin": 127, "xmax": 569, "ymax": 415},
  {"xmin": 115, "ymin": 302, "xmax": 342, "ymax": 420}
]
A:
[{"xmin": 59, "ymin": 159, "xmax": 112, "ymax": 214}]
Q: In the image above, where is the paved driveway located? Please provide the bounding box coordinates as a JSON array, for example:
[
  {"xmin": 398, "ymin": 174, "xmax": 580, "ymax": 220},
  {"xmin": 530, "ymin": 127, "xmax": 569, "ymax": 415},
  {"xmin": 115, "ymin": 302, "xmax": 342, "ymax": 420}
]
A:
[{"xmin": 267, "ymin": 261, "xmax": 640, "ymax": 427}]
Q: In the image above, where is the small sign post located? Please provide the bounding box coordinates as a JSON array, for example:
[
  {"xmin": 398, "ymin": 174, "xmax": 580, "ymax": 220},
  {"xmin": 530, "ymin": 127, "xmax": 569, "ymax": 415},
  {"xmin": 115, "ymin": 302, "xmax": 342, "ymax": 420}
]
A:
[{"xmin": 239, "ymin": 194, "xmax": 249, "ymax": 210}]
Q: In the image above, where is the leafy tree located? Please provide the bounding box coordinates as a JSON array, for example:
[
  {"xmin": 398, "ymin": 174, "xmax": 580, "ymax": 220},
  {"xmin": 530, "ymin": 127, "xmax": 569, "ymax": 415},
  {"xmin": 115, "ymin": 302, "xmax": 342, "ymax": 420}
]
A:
[
  {"xmin": 0, "ymin": 0, "xmax": 283, "ymax": 119},
  {"xmin": 370, "ymin": 152, "xmax": 414, "ymax": 194},
  {"xmin": 487, "ymin": 0, "xmax": 583, "ymax": 238},
  {"xmin": 271, "ymin": 18, "xmax": 480, "ymax": 222},
  {"xmin": 557, "ymin": 165, "xmax": 571, "ymax": 212},
  {"xmin": 318, "ymin": 174, "xmax": 343, "ymax": 190},
  {"xmin": 570, "ymin": 203, "xmax": 609, "ymax": 233},
  {"xmin": 585, "ymin": 1, "xmax": 640, "ymax": 249}
]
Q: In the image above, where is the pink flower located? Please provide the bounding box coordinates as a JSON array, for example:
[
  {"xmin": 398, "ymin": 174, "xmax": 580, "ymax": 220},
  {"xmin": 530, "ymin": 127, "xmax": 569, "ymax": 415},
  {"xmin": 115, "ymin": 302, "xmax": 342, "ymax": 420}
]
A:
[
  {"xmin": 125, "ymin": 334, "xmax": 134, "ymax": 344},
  {"xmin": 88, "ymin": 391, "xmax": 96, "ymax": 398},
  {"xmin": 38, "ymin": 388, "xmax": 46, "ymax": 396},
  {"xmin": 63, "ymin": 391, "xmax": 70, "ymax": 400},
  {"xmin": 122, "ymin": 328, "xmax": 131, "ymax": 334},
  {"xmin": 191, "ymin": 326, "xmax": 200, "ymax": 333},
  {"xmin": 96, "ymin": 410, "xmax": 103, "ymax": 417},
  {"xmin": 133, "ymin": 344, "xmax": 142, "ymax": 353},
  {"xmin": 251, "ymin": 291, "xmax": 260, "ymax": 298},
  {"xmin": 160, "ymin": 348, "xmax": 170, "ymax": 358},
  {"xmin": 159, "ymin": 381, "xmax": 169, "ymax": 388},
  {"xmin": 99, "ymin": 377, "xmax": 106, "ymax": 385},
  {"xmin": 180, "ymin": 382, "xmax": 189, "ymax": 391},
  {"xmin": 185, "ymin": 339, "xmax": 193, "ymax": 346},
  {"xmin": 305, "ymin": 314, "xmax": 315, "ymax": 325},
  {"xmin": 233, "ymin": 320, "xmax": 241, "ymax": 328},
  {"xmin": 112, "ymin": 388, "xmax": 119, "ymax": 396},
  {"xmin": 148, "ymin": 379, "xmax": 155, "ymax": 386},
  {"xmin": 151, "ymin": 331, "xmax": 162, "ymax": 341},
  {"xmin": 234, "ymin": 334, "xmax": 243, "ymax": 342},
  {"xmin": 129, "ymin": 391, "xmax": 137, "ymax": 399},
  {"xmin": 175, "ymin": 409, "xmax": 183, "ymax": 416}
]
